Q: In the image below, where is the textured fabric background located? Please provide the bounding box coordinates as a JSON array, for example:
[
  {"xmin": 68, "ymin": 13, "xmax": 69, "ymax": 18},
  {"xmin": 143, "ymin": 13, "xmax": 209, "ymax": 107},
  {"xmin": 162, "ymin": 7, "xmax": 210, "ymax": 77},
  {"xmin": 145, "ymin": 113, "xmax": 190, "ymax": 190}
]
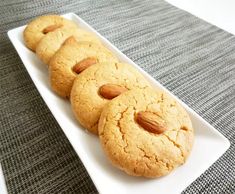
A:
[{"xmin": 0, "ymin": 0, "xmax": 234, "ymax": 193}]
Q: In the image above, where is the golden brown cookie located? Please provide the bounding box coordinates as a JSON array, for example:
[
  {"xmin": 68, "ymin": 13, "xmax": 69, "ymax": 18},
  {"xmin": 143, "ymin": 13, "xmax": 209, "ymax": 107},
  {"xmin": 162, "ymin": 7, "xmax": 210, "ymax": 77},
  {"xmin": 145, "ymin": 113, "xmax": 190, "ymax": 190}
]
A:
[
  {"xmin": 98, "ymin": 87, "xmax": 194, "ymax": 178},
  {"xmin": 70, "ymin": 62, "xmax": 150, "ymax": 134},
  {"xmin": 23, "ymin": 15, "xmax": 77, "ymax": 51},
  {"xmin": 49, "ymin": 37, "xmax": 118, "ymax": 98},
  {"xmin": 36, "ymin": 27, "xmax": 101, "ymax": 65}
]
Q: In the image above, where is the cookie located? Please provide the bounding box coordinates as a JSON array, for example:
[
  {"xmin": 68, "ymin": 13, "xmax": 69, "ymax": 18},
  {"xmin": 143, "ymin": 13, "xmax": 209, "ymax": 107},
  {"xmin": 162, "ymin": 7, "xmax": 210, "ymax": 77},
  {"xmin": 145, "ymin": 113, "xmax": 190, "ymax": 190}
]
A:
[
  {"xmin": 49, "ymin": 37, "xmax": 118, "ymax": 98},
  {"xmin": 23, "ymin": 15, "xmax": 77, "ymax": 51},
  {"xmin": 98, "ymin": 87, "xmax": 194, "ymax": 178},
  {"xmin": 36, "ymin": 27, "xmax": 101, "ymax": 65},
  {"xmin": 70, "ymin": 62, "xmax": 150, "ymax": 134}
]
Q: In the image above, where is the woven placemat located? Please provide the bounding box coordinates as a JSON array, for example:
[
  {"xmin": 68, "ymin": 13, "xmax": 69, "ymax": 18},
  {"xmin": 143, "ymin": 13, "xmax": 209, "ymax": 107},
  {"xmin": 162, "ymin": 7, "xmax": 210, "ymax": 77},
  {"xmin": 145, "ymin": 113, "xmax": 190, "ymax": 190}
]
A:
[{"xmin": 0, "ymin": 0, "xmax": 234, "ymax": 193}]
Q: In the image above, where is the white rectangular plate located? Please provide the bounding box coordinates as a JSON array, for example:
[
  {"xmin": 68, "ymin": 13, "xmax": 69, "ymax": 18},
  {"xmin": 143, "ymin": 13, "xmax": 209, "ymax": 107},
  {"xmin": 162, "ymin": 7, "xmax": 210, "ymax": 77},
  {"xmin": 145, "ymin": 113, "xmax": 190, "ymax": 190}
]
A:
[{"xmin": 8, "ymin": 13, "xmax": 230, "ymax": 194}]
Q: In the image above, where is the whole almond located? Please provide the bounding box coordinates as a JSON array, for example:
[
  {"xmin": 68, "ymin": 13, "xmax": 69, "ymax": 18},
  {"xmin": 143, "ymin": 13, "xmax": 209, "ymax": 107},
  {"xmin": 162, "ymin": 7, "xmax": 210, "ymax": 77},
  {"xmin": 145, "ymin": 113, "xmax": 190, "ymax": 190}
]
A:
[
  {"xmin": 42, "ymin": 24, "xmax": 63, "ymax": 34},
  {"xmin": 99, "ymin": 84, "xmax": 128, "ymax": 99},
  {"xmin": 72, "ymin": 57, "xmax": 98, "ymax": 74},
  {"xmin": 135, "ymin": 111, "xmax": 167, "ymax": 134}
]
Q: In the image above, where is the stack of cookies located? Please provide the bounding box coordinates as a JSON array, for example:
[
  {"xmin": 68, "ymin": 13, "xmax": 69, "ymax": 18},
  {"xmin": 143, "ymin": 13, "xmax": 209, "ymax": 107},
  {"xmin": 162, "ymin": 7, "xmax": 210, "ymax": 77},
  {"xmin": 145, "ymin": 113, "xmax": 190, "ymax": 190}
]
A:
[{"xmin": 23, "ymin": 14, "xmax": 194, "ymax": 178}]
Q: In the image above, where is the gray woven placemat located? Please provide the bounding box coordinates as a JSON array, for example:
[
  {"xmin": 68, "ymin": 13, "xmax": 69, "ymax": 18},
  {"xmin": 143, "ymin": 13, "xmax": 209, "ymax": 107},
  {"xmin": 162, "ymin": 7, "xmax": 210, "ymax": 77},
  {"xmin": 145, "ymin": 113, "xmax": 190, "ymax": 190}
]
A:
[{"xmin": 0, "ymin": 0, "xmax": 234, "ymax": 193}]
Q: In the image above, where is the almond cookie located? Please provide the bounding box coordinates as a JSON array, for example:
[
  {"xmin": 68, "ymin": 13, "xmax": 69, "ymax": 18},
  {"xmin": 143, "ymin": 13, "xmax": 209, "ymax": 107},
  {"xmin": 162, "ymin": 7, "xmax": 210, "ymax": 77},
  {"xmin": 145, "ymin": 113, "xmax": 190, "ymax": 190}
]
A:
[
  {"xmin": 98, "ymin": 88, "xmax": 194, "ymax": 178},
  {"xmin": 36, "ymin": 27, "xmax": 101, "ymax": 65},
  {"xmin": 23, "ymin": 15, "xmax": 77, "ymax": 51},
  {"xmin": 49, "ymin": 37, "xmax": 118, "ymax": 98},
  {"xmin": 70, "ymin": 63, "xmax": 150, "ymax": 134}
]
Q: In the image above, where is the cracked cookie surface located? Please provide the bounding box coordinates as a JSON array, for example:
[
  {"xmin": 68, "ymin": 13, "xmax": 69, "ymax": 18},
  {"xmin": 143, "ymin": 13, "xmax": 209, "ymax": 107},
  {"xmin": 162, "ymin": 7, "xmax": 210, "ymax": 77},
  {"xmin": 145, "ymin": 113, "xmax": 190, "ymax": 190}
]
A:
[
  {"xmin": 36, "ymin": 27, "xmax": 101, "ymax": 64},
  {"xmin": 23, "ymin": 15, "xmax": 77, "ymax": 51},
  {"xmin": 98, "ymin": 88, "xmax": 194, "ymax": 178},
  {"xmin": 49, "ymin": 37, "xmax": 118, "ymax": 98},
  {"xmin": 70, "ymin": 62, "xmax": 150, "ymax": 134}
]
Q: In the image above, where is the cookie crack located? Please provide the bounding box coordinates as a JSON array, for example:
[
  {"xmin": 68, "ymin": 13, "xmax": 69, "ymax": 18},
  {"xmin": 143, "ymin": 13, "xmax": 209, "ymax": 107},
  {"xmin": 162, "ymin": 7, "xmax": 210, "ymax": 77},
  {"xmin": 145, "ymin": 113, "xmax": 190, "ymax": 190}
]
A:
[
  {"xmin": 136, "ymin": 145, "xmax": 171, "ymax": 171},
  {"xmin": 163, "ymin": 134, "xmax": 184, "ymax": 160},
  {"xmin": 154, "ymin": 155, "xmax": 171, "ymax": 171},
  {"xmin": 116, "ymin": 106, "xmax": 136, "ymax": 154},
  {"xmin": 76, "ymin": 68, "xmax": 101, "ymax": 103},
  {"xmin": 117, "ymin": 107, "xmax": 129, "ymax": 148},
  {"xmin": 132, "ymin": 95, "xmax": 138, "ymax": 106},
  {"xmin": 117, "ymin": 118, "xmax": 125, "ymax": 142},
  {"xmin": 136, "ymin": 146, "xmax": 151, "ymax": 160}
]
